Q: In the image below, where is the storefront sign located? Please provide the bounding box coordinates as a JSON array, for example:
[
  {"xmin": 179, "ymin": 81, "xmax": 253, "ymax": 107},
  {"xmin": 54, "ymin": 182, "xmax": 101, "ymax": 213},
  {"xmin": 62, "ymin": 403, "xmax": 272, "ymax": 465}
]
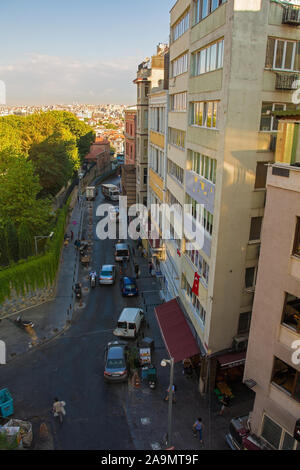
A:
[{"xmin": 139, "ymin": 348, "xmax": 151, "ymax": 365}]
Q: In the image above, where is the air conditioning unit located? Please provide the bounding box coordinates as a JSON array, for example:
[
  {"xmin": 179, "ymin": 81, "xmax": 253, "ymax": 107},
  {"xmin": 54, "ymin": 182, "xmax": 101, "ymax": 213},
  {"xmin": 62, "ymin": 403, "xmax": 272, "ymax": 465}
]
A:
[{"xmin": 232, "ymin": 335, "xmax": 249, "ymax": 352}]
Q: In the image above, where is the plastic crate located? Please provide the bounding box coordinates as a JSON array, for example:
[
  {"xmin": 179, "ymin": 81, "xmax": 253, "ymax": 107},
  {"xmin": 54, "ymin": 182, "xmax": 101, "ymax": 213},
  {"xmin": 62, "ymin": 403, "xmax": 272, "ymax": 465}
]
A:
[{"xmin": 0, "ymin": 389, "xmax": 14, "ymax": 418}]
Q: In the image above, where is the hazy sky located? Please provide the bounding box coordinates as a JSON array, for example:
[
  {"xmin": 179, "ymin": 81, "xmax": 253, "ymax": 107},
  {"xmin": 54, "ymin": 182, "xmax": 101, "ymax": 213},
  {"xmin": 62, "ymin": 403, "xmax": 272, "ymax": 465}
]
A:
[{"xmin": 0, "ymin": 0, "xmax": 174, "ymax": 105}]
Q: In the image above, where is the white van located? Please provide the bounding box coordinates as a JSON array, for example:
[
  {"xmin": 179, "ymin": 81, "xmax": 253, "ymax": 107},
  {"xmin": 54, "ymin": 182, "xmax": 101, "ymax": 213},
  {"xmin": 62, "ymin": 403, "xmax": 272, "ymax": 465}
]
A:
[
  {"xmin": 113, "ymin": 308, "xmax": 144, "ymax": 339},
  {"xmin": 115, "ymin": 243, "xmax": 130, "ymax": 262}
]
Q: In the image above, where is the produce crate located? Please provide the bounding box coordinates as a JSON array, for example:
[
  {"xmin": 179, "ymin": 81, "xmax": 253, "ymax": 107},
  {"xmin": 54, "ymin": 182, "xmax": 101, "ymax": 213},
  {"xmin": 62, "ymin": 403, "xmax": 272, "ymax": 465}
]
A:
[{"xmin": 0, "ymin": 389, "xmax": 14, "ymax": 418}]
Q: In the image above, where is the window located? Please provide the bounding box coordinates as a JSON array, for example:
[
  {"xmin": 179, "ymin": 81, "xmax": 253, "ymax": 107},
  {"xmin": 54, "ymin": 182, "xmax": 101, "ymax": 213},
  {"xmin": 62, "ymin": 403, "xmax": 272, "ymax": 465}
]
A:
[
  {"xmin": 193, "ymin": 0, "xmax": 226, "ymax": 25},
  {"xmin": 167, "ymin": 160, "xmax": 184, "ymax": 184},
  {"xmin": 238, "ymin": 312, "xmax": 252, "ymax": 334},
  {"xmin": 172, "ymin": 53, "xmax": 188, "ymax": 77},
  {"xmin": 185, "ymin": 247, "xmax": 210, "ymax": 286},
  {"xmin": 170, "ymin": 92, "xmax": 187, "ymax": 111},
  {"xmin": 261, "ymin": 415, "xmax": 282, "ymax": 450},
  {"xmin": 255, "ymin": 162, "xmax": 269, "ymax": 189},
  {"xmin": 144, "ymin": 139, "xmax": 148, "ymax": 157},
  {"xmin": 192, "ymin": 39, "xmax": 224, "ymax": 76},
  {"xmin": 186, "ymin": 195, "xmax": 214, "ymax": 236},
  {"xmin": 172, "ymin": 10, "xmax": 190, "ymax": 42},
  {"xmin": 144, "ymin": 110, "xmax": 148, "ymax": 130},
  {"xmin": 169, "ymin": 128, "xmax": 186, "ymax": 149},
  {"xmin": 260, "ymin": 103, "xmax": 287, "ymax": 132},
  {"xmin": 143, "ymin": 167, "xmax": 148, "ymax": 185},
  {"xmin": 261, "ymin": 414, "xmax": 300, "ymax": 450},
  {"xmin": 190, "ymin": 101, "xmax": 219, "ymax": 129},
  {"xmin": 272, "ymin": 357, "xmax": 300, "ymax": 403},
  {"xmin": 265, "ymin": 38, "xmax": 300, "ymax": 72},
  {"xmin": 249, "ymin": 217, "xmax": 263, "ymax": 242},
  {"xmin": 245, "ymin": 267, "xmax": 256, "ymax": 289},
  {"xmin": 282, "ymin": 292, "xmax": 300, "ymax": 333},
  {"xmin": 189, "ymin": 150, "xmax": 217, "ymax": 184},
  {"xmin": 293, "ymin": 217, "xmax": 300, "ymax": 258},
  {"xmin": 150, "ymin": 107, "xmax": 165, "ymax": 133}
]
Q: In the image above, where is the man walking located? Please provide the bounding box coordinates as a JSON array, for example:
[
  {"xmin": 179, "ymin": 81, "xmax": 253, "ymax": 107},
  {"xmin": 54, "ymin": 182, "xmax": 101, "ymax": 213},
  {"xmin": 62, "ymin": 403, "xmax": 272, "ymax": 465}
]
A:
[
  {"xmin": 134, "ymin": 263, "xmax": 140, "ymax": 279},
  {"xmin": 193, "ymin": 417, "xmax": 203, "ymax": 444}
]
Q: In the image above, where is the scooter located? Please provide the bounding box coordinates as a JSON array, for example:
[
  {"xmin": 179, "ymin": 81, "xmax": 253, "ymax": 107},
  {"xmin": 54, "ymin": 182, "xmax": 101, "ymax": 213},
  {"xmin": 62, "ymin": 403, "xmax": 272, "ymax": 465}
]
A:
[
  {"xmin": 14, "ymin": 316, "xmax": 34, "ymax": 329},
  {"xmin": 90, "ymin": 272, "xmax": 97, "ymax": 288},
  {"xmin": 74, "ymin": 283, "xmax": 82, "ymax": 299}
]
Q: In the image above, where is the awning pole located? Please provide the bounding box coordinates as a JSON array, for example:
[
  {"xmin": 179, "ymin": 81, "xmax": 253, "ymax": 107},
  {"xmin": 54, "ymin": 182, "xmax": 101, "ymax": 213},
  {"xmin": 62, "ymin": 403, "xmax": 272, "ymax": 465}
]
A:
[{"xmin": 167, "ymin": 357, "xmax": 174, "ymax": 448}]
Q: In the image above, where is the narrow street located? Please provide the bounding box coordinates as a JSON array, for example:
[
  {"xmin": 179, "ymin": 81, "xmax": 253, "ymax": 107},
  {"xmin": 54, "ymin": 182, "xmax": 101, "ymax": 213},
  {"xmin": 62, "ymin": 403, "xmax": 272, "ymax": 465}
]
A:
[{"xmin": 0, "ymin": 175, "xmax": 254, "ymax": 450}]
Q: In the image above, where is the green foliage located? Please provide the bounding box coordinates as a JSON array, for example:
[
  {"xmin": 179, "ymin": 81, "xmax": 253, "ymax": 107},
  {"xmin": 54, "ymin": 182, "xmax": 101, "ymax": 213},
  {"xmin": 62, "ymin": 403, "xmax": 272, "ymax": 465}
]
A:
[
  {"xmin": 0, "ymin": 433, "xmax": 19, "ymax": 450},
  {"xmin": 0, "ymin": 153, "xmax": 52, "ymax": 233},
  {"xmin": 48, "ymin": 111, "xmax": 95, "ymax": 160},
  {"xmin": 5, "ymin": 219, "xmax": 19, "ymax": 263},
  {"xmin": 28, "ymin": 125, "xmax": 79, "ymax": 196},
  {"xmin": 0, "ymin": 226, "xmax": 9, "ymax": 266},
  {"xmin": 0, "ymin": 206, "xmax": 68, "ymax": 304},
  {"xmin": 18, "ymin": 222, "xmax": 33, "ymax": 260}
]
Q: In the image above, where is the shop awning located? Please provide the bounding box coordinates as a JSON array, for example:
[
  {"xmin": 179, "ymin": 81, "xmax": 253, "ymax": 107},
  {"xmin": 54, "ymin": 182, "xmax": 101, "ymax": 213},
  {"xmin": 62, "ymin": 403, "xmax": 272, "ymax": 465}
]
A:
[
  {"xmin": 154, "ymin": 298, "xmax": 201, "ymax": 364},
  {"xmin": 217, "ymin": 351, "xmax": 247, "ymax": 369}
]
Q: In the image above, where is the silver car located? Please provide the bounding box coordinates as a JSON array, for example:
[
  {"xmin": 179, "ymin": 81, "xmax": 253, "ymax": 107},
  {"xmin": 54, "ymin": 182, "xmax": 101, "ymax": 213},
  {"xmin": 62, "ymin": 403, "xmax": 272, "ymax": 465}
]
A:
[
  {"xmin": 99, "ymin": 264, "xmax": 116, "ymax": 285},
  {"xmin": 104, "ymin": 341, "xmax": 128, "ymax": 382}
]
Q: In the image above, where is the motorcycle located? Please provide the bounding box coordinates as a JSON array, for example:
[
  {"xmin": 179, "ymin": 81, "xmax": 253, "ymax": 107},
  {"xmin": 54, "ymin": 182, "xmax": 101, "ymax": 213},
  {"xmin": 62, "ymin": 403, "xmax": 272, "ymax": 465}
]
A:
[
  {"xmin": 74, "ymin": 283, "xmax": 82, "ymax": 299},
  {"xmin": 90, "ymin": 272, "xmax": 97, "ymax": 288},
  {"xmin": 14, "ymin": 316, "xmax": 34, "ymax": 329}
]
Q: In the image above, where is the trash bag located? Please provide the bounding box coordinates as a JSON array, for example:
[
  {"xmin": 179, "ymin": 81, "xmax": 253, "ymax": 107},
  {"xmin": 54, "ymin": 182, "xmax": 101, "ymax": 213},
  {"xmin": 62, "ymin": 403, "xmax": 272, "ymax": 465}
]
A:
[{"xmin": 5, "ymin": 419, "xmax": 33, "ymax": 448}]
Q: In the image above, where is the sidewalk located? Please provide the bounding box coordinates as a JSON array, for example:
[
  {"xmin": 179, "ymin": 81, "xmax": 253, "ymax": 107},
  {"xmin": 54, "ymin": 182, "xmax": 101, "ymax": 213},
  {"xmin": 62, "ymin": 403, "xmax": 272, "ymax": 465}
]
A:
[
  {"xmin": 0, "ymin": 201, "xmax": 84, "ymax": 362},
  {"xmin": 123, "ymin": 243, "xmax": 255, "ymax": 450}
]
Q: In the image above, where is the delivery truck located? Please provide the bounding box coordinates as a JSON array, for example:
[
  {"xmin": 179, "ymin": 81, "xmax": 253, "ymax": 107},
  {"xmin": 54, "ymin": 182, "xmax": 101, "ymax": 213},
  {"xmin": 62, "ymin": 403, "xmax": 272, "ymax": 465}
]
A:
[{"xmin": 101, "ymin": 184, "xmax": 120, "ymax": 202}]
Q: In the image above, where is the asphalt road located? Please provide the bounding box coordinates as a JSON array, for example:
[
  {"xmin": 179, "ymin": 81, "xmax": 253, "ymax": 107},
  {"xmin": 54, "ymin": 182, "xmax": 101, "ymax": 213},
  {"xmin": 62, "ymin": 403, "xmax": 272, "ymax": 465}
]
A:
[{"xmin": 0, "ymin": 175, "xmax": 141, "ymax": 450}]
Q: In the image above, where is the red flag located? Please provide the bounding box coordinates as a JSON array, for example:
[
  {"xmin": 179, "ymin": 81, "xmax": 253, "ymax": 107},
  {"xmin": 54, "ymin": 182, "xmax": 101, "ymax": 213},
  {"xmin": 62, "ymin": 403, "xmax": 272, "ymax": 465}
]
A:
[
  {"xmin": 192, "ymin": 272, "xmax": 200, "ymax": 296},
  {"xmin": 177, "ymin": 249, "xmax": 181, "ymax": 257}
]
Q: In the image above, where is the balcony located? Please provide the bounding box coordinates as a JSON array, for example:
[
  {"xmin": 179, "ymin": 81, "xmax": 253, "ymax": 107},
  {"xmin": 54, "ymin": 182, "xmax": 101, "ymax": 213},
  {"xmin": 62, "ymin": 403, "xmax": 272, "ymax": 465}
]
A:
[
  {"xmin": 282, "ymin": 6, "xmax": 300, "ymax": 25},
  {"xmin": 275, "ymin": 73, "xmax": 299, "ymax": 90}
]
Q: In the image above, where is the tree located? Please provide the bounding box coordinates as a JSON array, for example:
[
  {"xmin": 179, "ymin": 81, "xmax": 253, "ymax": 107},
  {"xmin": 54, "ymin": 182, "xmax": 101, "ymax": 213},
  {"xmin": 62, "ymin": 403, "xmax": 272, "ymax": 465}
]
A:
[
  {"xmin": 28, "ymin": 125, "xmax": 80, "ymax": 196},
  {"xmin": 5, "ymin": 219, "xmax": 19, "ymax": 263},
  {"xmin": 0, "ymin": 226, "xmax": 9, "ymax": 266},
  {"xmin": 0, "ymin": 152, "xmax": 52, "ymax": 234},
  {"xmin": 18, "ymin": 222, "xmax": 33, "ymax": 260}
]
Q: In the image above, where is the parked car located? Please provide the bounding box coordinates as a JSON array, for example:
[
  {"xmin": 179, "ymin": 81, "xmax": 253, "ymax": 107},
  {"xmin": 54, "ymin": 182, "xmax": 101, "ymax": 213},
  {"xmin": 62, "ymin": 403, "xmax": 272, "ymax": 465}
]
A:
[
  {"xmin": 99, "ymin": 265, "xmax": 116, "ymax": 285},
  {"xmin": 104, "ymin": 341, "xmax": 129, "ymax": 382},
  {"xmin": 113, "ymin": 308, "xmax": 144, "ymax": 339},
  {"xmin": 120, "ymin": 277, "xmax": 138, "ymax": 297}
]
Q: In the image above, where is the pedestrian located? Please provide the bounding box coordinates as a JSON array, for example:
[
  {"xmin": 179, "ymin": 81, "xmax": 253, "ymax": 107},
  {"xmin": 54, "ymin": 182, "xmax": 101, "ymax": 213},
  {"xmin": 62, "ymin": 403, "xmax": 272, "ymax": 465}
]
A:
[
  {"xmin": 70, "ymin": 230, "xmax": 74, "ymax": 241},
  {"xmin": 219, "ymin": 394, "xmax": 230, "ymax": 416},
  {"xmin": 52, "ymin": 398, "xmax": 66, "ymax": 423},
  {"xmin": 148, "ymin": 260, "xmax": 153, "ymax": 275},
  {"xmin": 164, "ymin": 384, "xmax": 176, "ymax": 403},
  {"xmin": 134, "ymin": 263, "xmax": 140, "ymax": 279},
  {"xmin": 192, "ymin": 417, "xmax": 203, "ymax": 444}
]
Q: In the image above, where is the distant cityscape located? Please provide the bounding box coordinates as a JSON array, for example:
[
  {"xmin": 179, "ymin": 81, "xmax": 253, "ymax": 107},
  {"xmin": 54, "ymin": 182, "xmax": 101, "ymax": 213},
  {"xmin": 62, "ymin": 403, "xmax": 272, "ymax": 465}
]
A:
[{"xmin": 0, "ymin": 103, "xmax": 126, "ymax": 155}]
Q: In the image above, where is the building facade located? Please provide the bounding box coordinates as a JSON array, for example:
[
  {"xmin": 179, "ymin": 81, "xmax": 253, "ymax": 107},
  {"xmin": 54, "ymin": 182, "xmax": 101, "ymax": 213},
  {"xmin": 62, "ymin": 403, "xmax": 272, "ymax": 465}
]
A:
[
  {"xmin": 134, "ymin": 44, "xmax": 169, "ymax": 207},
  {"xmin": 162, "ymin": 0, "xmax": 299, "ymax": 391},
  {"xmin": 244, "ymin": 111, "xmax": 300, "ymax": 450},
  {"xmin": 122, "ymin": 106, "xmax": 137, "ymax": 207}
]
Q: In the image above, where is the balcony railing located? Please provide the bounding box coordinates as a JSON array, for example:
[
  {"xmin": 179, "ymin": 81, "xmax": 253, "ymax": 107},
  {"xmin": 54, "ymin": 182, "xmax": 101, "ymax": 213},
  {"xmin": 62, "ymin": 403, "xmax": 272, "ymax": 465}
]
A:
[
  {"xmin": 282, "ymin": 6, "xmax": 300, "ymax": 25},
  {"xmin": 275, "ymin": 73, "xmax": 299, "ymax": 90}
]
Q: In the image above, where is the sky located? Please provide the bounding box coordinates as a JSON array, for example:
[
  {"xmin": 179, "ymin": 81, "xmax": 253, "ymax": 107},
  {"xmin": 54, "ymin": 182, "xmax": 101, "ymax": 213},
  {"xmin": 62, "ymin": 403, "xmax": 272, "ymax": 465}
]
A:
[{"xmin": 0, "ymin": 0, "xmax": 175, "ymax": 105}]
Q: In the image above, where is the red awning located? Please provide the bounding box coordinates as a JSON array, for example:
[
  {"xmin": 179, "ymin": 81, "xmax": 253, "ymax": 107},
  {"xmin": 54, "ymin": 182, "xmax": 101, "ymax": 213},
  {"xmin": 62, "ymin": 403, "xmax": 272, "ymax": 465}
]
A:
[
  {"xmin": 217, "ymin": 351, "xmax": 246, "ymax": 369},
  {"xmin": 154, "ymin": 298, "xmax": 201, "ymax": 364}
]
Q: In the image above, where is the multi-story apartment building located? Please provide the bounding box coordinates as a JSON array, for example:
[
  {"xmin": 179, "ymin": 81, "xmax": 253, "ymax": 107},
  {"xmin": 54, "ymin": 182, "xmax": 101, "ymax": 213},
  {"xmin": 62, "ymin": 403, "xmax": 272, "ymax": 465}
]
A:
[
  {"xmin": 157, "ymin": 0, "xmax": 299, "ymax": 392},
  {"xmin": 244, "ymin": 110, "xmax": 300, "ymax": 450},
  {"xmin": 133, "ymin": 44, "xmax": 169, "ymax": 207},
  {"xmin": 122, "ymin": 106, "xmax": 137, "ymax": 207}
]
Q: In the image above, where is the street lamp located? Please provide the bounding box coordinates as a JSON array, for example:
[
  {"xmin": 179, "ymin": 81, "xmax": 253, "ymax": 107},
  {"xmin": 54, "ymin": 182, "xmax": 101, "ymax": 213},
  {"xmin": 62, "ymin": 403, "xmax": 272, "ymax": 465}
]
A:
[
  {"xmin": 34, "ymin": 232, "xmax": 54, "ymax": 256},
  {"xmin": 161, "ymin": 357, "xmax": 175, "ymax": 448}
]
